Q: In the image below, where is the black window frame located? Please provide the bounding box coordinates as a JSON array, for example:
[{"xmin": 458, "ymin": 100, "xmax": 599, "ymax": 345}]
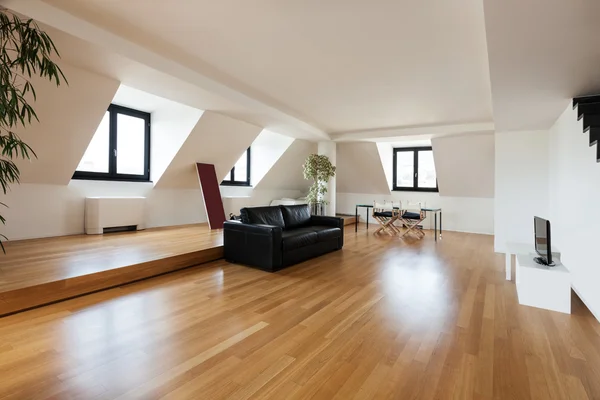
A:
[
  {"xmin": 72, "ymin": 104, "xmax": 151, "ymax": 182},
  {"xmin": 221, "ymin": 147, "xmax": 251, "ymax": 187},
  {"xmin": 392, "ymin": 146, "xmax": 438, "ymax": 192}
]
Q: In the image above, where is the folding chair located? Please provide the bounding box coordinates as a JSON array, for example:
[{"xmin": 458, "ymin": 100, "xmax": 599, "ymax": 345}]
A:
[
  {"xmin": 398, "ymin": 201, "xmax": 426, "ymax": 239},
  {"xmin": 372, "ymin": 201, "xmax": 400, "ymax": 236}
]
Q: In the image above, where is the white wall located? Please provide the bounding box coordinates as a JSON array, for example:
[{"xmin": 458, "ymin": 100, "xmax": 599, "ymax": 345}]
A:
[
  {"xmin": 337, "ymin": 192, "xmax": 494, "ymax": 234},
  {"xmin": 548, "ymin": 104, "xmax": 600, "ymax": 321},
  {"xmin": 221, "ymin": 188, "xmax": 304, "ymax": 218},
  {"xmin": 1, "ymin": 181, "xmax": 207, "ymax": 240},
  {"xmin": 494, "ymin": 130, "xmax": 549, "ymax": 252},
  {"xmin": 432, "ymin": 133, "xmax": 495, "ymax": 198}
]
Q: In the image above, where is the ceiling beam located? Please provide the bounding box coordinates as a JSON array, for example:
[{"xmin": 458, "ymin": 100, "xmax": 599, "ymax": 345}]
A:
[
  {"xmin": 330, "ymin": 122, "xmax": 495, "ymax": 142},
  {"xmin": 0, "ymin": 0, "xmax": 330, "ymax": 141}
]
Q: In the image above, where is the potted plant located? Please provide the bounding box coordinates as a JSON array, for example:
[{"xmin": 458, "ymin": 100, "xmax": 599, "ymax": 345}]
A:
[
  {"xmin": 0, "ymin": 10, "xmax": 67, "ymax": 250},
  {"xmin": 302, "ymin": 154, "xmax": 336, "ymax": 215}
]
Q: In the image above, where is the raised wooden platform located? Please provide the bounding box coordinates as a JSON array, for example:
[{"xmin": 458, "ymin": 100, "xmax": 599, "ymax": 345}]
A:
[
  {"xmin": 0, "ymin": 224, "xmax": 223, "ymax": 316},
  {"xmin": 336, "ymin": 214, "xmax": 357, "ymax": 226}
]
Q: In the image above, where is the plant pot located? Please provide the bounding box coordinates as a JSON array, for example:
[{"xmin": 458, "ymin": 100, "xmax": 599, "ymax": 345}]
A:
[{"xmin": 310, "ymin": 203, "xmax": 325, "ymax": 216}]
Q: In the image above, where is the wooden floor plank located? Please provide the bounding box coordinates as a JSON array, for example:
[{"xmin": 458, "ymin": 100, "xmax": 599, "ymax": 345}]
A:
[
  {"xmin": 0, "ymin": 225, "xmax": 597, "ymax": 400},
  {"xmin": 0, "ymin": 224, "xmax": 223, "ymax": 316}
]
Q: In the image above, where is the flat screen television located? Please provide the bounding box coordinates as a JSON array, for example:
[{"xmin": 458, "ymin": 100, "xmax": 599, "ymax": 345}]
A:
[{"xmin": 534, "ymin": 216, "xmax": 553, "ymax": 266}]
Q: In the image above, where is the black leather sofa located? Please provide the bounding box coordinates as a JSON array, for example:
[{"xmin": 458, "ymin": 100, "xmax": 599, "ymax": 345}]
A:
[{"xmin": 223, "ymin": 204, "xmax": 344, "ymax": 272}]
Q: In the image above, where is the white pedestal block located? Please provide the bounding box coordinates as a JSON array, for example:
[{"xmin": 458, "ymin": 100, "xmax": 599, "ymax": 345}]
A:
[
  {"xmin": 505, "ymin": 242, "xmax": 560, "ymax": 281},
  {"xmin": 515, "ymin": 254, "xmax": 570, "ymax": 314}
]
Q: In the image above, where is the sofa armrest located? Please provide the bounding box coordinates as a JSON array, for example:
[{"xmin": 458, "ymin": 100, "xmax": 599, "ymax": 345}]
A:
[
  {"xmin": 224, "ymin": 221, "xmax": 282, "ymax": 235},
  {"xmin": 223, "ymin": 221, "xmax": 283, "ymax": 271},
  {"xmin": 310, "ymin": 215, "xmax": 344, "ymax": 229}
]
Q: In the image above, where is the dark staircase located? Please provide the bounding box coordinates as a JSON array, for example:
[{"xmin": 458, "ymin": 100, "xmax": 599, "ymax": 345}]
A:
[{"xmin": 573, "ymin": 95, "xmax": 600, "ymax": 160}]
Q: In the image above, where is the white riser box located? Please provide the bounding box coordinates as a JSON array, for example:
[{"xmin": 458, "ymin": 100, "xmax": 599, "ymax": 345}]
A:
[{"xmin": 85, "ymin": 197, "xmax": 146, "ymax": 234}]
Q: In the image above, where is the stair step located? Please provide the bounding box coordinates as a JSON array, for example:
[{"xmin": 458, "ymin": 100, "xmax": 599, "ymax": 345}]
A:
[
  {"xmin": 574, "ymin": 95, "xmax": 600, "ymax": 109},
  {"xmin": 336, "ymin": 214, "xmax": 357, "ymax": 226},
  {"xmin": 582, "ymin": 114, "xmax": 600, "ymax": 130},
  {"xmin": 589, "ymin": 127, "xmax": 600, "ymax": 146},
  {"xmin": 577, "ymin": 102, "xmax": 600, "ymax": 119}
]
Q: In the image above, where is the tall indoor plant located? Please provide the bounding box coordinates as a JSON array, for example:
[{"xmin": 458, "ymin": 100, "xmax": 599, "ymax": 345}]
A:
[
  {"xmin": 0, "ymin": 10, "xmax": 66, "ymax": 250},
  {"xmin": 303, "ymin": 154, "xmax": 336, "ymax": 214}
]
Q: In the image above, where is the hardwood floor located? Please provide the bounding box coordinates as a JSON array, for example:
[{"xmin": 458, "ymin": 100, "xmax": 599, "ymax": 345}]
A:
[
  {"xmin": 0, "ymin": 225, "xmax": 598, "ymax": 399},
  {"xmin": 0, "ymin": 224, "xmax": 223, "ymax": 316}
]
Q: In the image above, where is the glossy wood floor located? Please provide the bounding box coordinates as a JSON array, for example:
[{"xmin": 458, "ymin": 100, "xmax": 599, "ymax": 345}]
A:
[
  {"xmin": 0, "ymin": 224, "xmax": 223, "ymax": 316},
  {"xmin": 0, "ymin": 225, "xmax": 599, "ymax": 399}
]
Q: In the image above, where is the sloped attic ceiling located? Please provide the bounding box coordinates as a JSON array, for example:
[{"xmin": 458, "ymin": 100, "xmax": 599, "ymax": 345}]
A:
[
  {"xmin": 254, "ymin": 140, "xmax": 316, "ymax": 192},
  {"xmin": 10, "ymin": 0, "xmax": 600, "ymax": 140},
  {"xmin": 250, "ymin": 130, "xmax": 295, "ymax": 188},
  {"xmin": 155, "ymin": 111, "xmax": 262, "ymax": 189},
  {"xmin": 483, "ymin": 0, "xmax": 600, "ymax": 131},
  {"xmin": 336, "ymin": 142, "xmax": 390, "ymax": 195},
  {"xmin": 14, "ymin": 0, "xmax": 493, "ymax": 137},
  {"xmin": 15, "ymin": 62, "xmax": 119, "ymax": 185}
]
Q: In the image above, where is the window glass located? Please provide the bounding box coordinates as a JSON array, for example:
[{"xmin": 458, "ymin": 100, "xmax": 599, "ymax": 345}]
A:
[
  {"xmin": 418, "ymin": 150, "xmax": 437, "ymax": 188},
  {"xmin": 395, "ymin": 151, "xmax": 414, "ymax": 188},
  {"xmin": 116, "ymin": 113, "xmax": 146, "ymax": 176}
]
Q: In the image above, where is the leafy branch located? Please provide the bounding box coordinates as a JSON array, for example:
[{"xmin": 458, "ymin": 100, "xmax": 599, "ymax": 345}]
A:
[
  {"xmin": 303, "ymin": 154, "xmax": 336, "ymax": 205},
  {"xmin": 0, "ymin": 10, "xmax": 67, "ymax": 252}
]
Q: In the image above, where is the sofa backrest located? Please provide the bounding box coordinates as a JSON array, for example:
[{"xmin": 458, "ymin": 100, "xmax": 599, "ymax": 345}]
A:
[
  {"xmin": 240, "ymin": 206, "xmax": 285, "ymax": 228},
  {"xmin": 280, "ymin": 204, "xmax": 311, "ymax": 229}
]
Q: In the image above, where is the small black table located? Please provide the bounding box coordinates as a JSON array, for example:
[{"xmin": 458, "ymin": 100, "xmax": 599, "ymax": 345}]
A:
[
  {"xmin": 422, "ymin": 208, "xmax": 442, "ymax": 241},
  {"xmin": 355, "ymin": 204, "xmax": 374, "ymax": 232},
  {"xmin": 355, "ymin": 204, "xmax": 443, "ymax": 241}
]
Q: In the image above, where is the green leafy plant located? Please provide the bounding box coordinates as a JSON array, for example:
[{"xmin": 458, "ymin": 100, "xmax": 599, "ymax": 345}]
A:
[
  {"xmin": 303, "ymin": 154, "xmax": 336, "ymax": 205},
  {"xmin": 0, "ymin": 10, "xmax": 66, "ymax": 250}
]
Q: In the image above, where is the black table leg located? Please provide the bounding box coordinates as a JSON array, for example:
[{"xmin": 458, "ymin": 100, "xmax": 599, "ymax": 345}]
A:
[
  {"xmin": 435, "ymin": 212, "xmax": 437, "ymax": 242},
  {"xmin": 440, "ymin": 211, "xmax": 443, "ymax": 239},
  {"xmin": 366, "ymin": 211, "xmax": 369, "ymax": 230},
  {"xmin": 355, "ymin": 206, "xmax": 358, "ymax": 232}
]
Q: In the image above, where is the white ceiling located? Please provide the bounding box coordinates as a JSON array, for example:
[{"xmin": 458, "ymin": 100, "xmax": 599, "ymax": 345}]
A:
[
  {"xmin": 483, "ymin": 0, "xmax": 600, "ymax": 131},
  {"xmin": 38, "ymin": 0, "xmax": 493, "ymax": 135},
  {"xmin": 2, "ymin": 0, "xmax": 598, "ymax": 138}
]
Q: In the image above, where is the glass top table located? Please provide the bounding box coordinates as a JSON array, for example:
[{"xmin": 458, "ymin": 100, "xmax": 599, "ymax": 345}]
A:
[{"xmin": 355, "ymin": 204, "xmax": 442, "ymax": 240}]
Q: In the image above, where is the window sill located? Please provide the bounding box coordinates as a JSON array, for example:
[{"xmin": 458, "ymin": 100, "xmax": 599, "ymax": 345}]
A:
[
  {"xmin": 392, "ymin": 188, "xmax": 439, "ymax": 193},
  {"xmin": 71, "ymin": 175, "xmax": 152, "ymax": 183},
  {"xmin": 220, "ymin": 183, "xmax": 253, "ymax": 187}
]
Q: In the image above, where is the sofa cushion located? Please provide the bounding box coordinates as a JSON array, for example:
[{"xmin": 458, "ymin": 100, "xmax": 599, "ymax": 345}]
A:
[
  {"xmin": 240, "ymin": 206, "xmax": 285, "ymax": 228},
  {"xmin": 282, "ymin": 227, "xmax": 318, "ymax": 250},
  {"xmin": 280, "ymin": 204, "xmax": 311, "ymax": 229},
  {"xmin": 311, "ymin": 226, "xmax": 341, "ymax": 241}
]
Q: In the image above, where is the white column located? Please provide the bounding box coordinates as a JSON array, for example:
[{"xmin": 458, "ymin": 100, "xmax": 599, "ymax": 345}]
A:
[{"xmin": 318, "ymin": 141, "xmax": 336, "ymax": 216}]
